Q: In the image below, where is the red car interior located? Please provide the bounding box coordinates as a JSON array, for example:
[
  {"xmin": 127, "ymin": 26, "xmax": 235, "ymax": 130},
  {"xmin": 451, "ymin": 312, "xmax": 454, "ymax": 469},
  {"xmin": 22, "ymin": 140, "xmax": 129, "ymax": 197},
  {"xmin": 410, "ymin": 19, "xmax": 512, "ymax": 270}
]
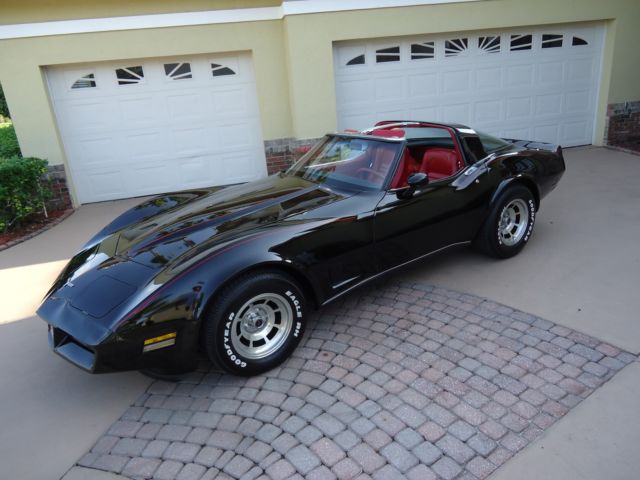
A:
[
  {"xmin": 390, "ymin": 149, "xmax": 419, "ymax": 188},
  {"xmin": 419, "ymin": 148, "xmax": 461, "ymax": 180}
]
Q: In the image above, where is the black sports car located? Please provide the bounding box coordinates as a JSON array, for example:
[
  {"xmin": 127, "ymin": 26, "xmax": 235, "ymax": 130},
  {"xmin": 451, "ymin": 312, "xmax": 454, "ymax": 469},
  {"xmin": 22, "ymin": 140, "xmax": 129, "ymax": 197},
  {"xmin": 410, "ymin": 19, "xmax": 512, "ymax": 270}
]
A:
[{"xmin": 38, "ymin": 121, "xmax": 565, "ymax": 376}]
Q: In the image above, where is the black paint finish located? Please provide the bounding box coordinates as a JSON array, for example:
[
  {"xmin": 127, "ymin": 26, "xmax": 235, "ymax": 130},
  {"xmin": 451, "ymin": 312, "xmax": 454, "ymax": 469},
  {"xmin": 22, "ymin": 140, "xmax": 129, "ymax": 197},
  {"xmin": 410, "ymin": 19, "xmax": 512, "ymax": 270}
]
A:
[{"xmin": 37, "ymin": 123, "xmax": 565, "ymax": 373}]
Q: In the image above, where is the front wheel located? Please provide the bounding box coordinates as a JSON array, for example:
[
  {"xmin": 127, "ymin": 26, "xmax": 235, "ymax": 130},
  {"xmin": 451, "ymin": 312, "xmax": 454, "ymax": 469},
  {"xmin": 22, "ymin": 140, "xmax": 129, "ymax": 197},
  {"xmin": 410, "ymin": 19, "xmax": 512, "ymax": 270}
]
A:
[
  {"xmin": 475, "ymin": 185, "xmax": 536, "ymax": 258},
  {"xmin": 203, "ymin": 271, "xmax": 306, "ymax": 376}
]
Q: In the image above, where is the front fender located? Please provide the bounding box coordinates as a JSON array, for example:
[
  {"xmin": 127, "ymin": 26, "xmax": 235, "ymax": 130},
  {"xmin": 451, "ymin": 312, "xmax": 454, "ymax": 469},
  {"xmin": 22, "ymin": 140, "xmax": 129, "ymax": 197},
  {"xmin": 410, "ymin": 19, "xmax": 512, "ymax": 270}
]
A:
[{"xmin": 115, "ymin": 223, "xmax": 326, "ymax": 338}]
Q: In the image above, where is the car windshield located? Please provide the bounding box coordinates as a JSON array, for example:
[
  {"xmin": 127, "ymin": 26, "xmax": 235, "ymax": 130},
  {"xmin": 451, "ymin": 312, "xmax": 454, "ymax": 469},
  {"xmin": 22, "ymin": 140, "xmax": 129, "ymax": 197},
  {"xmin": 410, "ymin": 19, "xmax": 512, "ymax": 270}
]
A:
[
  {"xmin": 476, "ymin": 130, "xmax": 512, "ymax": 154},
  {"xmin": 286, "ymin": 135, "xmax": 402, "ymax": 190}
]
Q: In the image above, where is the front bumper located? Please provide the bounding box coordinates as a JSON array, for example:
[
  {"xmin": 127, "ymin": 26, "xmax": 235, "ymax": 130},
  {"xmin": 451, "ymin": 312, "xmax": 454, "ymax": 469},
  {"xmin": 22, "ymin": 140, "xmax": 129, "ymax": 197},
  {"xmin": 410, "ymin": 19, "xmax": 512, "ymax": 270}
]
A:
[{"xmin": 39, "ymin": 298, "xmax": 200, "ymax": 374}]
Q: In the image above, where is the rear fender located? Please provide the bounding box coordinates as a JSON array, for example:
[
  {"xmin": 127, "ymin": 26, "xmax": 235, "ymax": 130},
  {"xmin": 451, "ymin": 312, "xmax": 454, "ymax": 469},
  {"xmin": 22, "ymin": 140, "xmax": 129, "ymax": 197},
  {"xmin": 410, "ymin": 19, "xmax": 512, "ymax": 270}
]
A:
[{"xmin": 490, "ymin": 176, "xmax": 540, "ymax": 211}]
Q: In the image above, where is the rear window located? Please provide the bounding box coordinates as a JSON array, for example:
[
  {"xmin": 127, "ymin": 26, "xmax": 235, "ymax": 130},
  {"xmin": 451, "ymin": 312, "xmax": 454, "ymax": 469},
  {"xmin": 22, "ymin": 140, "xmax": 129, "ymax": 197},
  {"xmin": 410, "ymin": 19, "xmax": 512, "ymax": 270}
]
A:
[{"xmin": 477, "ymin": 131, "xmax": 512, "ymax": 154}]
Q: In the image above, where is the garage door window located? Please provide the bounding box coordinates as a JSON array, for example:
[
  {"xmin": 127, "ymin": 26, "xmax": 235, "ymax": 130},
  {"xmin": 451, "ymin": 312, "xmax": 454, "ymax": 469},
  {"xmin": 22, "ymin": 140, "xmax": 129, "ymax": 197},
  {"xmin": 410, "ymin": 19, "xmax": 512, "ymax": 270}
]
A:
[
  {"xmin": 444, "ymin": 38, "xmax": 468, "ymax": 57},
  {"xmin": 411, "ymin": 42, "xmax": 435, "ymax": 60},
  {"xmin": 478, "ymin": 36, "xmax": 501, "ymax": 54},
  {"xmin": 542, "ymin": 34, "xmax": 563, "ymax": 49},
  {"xmin": 164, "ymin": 62, "xmax": 192, "ymax": 80},
  {"xmin": 211, "ymin": 63, "xmax": 236, "ymax": 77},
  {"xmin": 572, "ymin": 36, "xmax": 588, "ymax": 46},
  {"xmin": 71, "ymin": 73, "xmax": 96, "ymax": 89},
  {"xmin": 346, "ymin": 54, "xmax": 366, "ymax": 66},
  {"xmin": 376, "ymin": 46, "xmax": 400, "ymax": 63},
  {"xmin": 510, "ymin": 34, "xmax": 533, "ymax": 51},
  {"xmin": 116, "ymin": 66, "xmax": 144, "ymax": 85}
]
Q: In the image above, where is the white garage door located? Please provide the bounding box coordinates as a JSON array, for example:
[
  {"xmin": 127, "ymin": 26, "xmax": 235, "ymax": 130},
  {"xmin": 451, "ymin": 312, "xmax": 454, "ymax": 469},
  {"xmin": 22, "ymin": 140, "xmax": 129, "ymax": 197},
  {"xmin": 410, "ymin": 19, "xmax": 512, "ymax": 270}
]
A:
[
  {"xmin": 47, "ymin": 53, "xmax": 267, "ymax": 204},
  {"xmin": 334, "ymin": 24, "xmax": 604, "ymax": 147}
]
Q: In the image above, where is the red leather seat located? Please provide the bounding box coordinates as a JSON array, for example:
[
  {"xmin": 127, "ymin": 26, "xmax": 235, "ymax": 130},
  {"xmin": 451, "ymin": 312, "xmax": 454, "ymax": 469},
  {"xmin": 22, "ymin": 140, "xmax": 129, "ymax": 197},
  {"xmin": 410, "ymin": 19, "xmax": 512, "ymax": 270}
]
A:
[
  {"xmin": 390, "ymin": 150, "xmax": 419, "ymax": 188},
  {"xmin": 420, "ymin": 148, "xmax": 460, "ymax": 180}
]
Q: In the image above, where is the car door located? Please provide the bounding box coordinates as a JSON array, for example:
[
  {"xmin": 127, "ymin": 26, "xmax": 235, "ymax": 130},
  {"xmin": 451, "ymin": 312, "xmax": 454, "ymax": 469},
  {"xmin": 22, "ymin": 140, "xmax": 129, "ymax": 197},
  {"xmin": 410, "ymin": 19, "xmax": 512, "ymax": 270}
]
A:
[{"xmin": 373, "ymin": 163, "xmax": 493, "ymax": 274}]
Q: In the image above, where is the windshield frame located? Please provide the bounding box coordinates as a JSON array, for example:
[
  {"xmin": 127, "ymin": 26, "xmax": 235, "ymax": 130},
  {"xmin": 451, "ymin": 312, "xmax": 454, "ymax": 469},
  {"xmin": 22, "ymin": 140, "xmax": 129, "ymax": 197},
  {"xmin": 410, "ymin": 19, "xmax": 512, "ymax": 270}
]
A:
[{"xmin": 285, "ymin": 134, "xmax": 405, "ymax": 192}]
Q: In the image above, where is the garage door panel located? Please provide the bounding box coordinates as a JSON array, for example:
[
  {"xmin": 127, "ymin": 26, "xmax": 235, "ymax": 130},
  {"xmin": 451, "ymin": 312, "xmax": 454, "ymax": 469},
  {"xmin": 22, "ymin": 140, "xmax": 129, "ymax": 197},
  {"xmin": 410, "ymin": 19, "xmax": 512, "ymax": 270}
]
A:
[
  {"xmin": 476, "ymin": 67, "xmax": 503, "ymax": 90},
  {"xmin": 567, "ymin": 58, "xmax": 594, "ymax": 82},
  {"xmin": 337, "ymin": 78, "xmax": 374, "ymax": 105},
  {"xmin": 335, "ymin": 23, "xmax": 603, "ymax": 146},
  {"xmin": 172, "ymin": 126, "xmax": 208, "ymax": 157},
  {"xmin": 375, "ymin": 76, "xmax": 407, "ymax": 102},
  {"xmin": 178, "ymin": 157, "xmax": 210, "ymax": 187},
  {"xmin": 474, "ymin": 100, "xmax": 502, "ymax": 123},
  {"xmin": 506, "ymin": 97, "xmax": 533, "ymax": 120},
  {"xmin": 215, "ymin": 121, "xmax": 259, "ymax": 150},
  {"xmin": 80, "ymin": 170, "xmax": 126, "ymax": 201},
  {"xmin": 166, "ymin": 92, "xmax": 208, "ymax": 122},
  {"xmin": 410, "ymin": 106, "xmax": 438, "ymax": 121},
  {"xmin": 441, "ymin": 104, "xmax": 471, "ymax": 124},
  {"xmin": 61, "ymin": 101, "xmax": 115, "ymax": 134},
  {"xmin": 535, "ymin": 94, "xmax": 563, "ymax": 116},
  {"xmin": 66, "ymin": 136, "xmax": 117, "ymax": 170},
  {"xmin": 217, "ymin": 152, "xmax": 261, "ymax": 184},
  {"xmin": 125, "ymin": 163, "xmax": 173, "ymax": 193},
  {"xmin": 409, "ymin": 73, "xmax": 438, "ymax": 96},
  {"xmin": 211, "ymin": 86, "xmax": 252, "ymax": 116},
  {"xmin": 565, "ymin": 90, "xmax": 592, "ymax": 113},
  {"xmin": 124, "ymin": 130, "xmax": 166, "ymax": 160},
  {"xmin": 561, "ymin": 120, "xmax": 591, "ymax": 145},
  {"xmin": 442, "ymin": 70, "xmax": 471, "ymax": 94},
  {"xmin": 534, "ymin": 124, "xmax": 560, "ymax": 143},
  {"xmin": 47, "ymin": 53, "xmax": 267, "ymax": 203},
  {"xmin": 537, "ymin": 61, "xmax": 565, "ymax": 84},
  {"xmin": 506, "ymin": 64, "xmax": 534, "ymax": 87}
]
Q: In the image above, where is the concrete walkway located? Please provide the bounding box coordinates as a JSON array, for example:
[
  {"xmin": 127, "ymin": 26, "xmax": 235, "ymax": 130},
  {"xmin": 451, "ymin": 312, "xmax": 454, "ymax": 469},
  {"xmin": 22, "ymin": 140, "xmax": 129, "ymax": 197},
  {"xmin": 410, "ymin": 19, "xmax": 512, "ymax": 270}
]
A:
[
  {"xmin": 0, "ymin": 198, "xmax": 151, "ymax": 480},
  {"xmin": 491, "ymin": 360, "xmax": 640, "ymax": 480}
]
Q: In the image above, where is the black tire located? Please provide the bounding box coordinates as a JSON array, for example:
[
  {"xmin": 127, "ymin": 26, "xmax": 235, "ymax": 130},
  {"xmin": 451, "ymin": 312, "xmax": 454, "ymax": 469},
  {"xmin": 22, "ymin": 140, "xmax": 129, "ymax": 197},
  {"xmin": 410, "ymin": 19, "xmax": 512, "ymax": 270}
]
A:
[
  {"xmin": 475, "ymin": 185, "xmax": 536, "ymax": 259},
  {"xmin": 203, "ymin": 271, "xmax": 306, "ymax": 376}
]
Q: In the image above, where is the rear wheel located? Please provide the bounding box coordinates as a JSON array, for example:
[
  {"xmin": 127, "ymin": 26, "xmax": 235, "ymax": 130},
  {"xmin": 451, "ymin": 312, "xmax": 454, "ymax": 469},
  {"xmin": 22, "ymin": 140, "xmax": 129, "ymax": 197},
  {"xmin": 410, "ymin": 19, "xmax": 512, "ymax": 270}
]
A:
[
  {"xmin": 203, "ymin": 271, "xmax": 306, "ymax": 375},
  {"xmin": 475, "ymin": 185, "xmax": 536, "ymax": 258}
]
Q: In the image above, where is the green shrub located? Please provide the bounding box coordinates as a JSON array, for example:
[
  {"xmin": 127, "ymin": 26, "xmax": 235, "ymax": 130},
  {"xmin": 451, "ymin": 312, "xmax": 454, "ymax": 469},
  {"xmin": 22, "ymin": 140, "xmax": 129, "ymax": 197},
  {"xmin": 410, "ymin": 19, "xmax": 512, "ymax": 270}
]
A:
[
  {"xmin": 0, "ymin": 123, "xmax": 21, "ymax": 158},
  {"xmin": 0, "ymin": 156, "xmax": 50, "ymax": 233},
  {"xmin": 0, "ymin": 83, "xmax": 9, "ymax": 119}
]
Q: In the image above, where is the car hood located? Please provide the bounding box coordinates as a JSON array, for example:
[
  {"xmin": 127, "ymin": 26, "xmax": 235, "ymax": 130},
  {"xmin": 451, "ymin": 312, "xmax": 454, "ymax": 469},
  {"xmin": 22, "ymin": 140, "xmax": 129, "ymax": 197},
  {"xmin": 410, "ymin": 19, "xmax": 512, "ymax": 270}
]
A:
[
  {"xmin": 109, "ymin": 174, "xmax": 347, "ymax": 268},
  {"xmin": 39, "ymin": 174, "xmax": 350, "ymax": 332}
]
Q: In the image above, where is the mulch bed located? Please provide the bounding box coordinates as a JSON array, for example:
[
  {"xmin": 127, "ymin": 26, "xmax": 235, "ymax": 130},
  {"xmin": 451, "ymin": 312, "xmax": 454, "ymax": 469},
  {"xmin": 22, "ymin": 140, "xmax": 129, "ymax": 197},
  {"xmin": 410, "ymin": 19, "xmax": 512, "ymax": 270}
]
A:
[{"xmin": 0, "ymin": 208, "xmax": 74, "ymax": 252}]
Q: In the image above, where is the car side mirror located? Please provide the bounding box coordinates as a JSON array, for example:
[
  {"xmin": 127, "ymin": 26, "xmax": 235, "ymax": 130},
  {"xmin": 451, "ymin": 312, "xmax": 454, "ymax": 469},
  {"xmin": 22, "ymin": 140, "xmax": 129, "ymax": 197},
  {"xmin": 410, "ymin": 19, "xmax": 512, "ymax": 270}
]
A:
[{"xmin": 398, "ymin": 172, "xmax": 429, "ymax": 199}]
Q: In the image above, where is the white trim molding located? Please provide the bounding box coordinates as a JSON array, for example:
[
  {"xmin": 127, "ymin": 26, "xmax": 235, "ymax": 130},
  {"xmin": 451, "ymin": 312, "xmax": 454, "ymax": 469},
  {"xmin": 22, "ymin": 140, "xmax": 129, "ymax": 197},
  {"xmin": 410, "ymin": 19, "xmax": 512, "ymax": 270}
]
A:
[{"xmin": 0, "ymin": 0, "xmax": 481, "ymax": 40}]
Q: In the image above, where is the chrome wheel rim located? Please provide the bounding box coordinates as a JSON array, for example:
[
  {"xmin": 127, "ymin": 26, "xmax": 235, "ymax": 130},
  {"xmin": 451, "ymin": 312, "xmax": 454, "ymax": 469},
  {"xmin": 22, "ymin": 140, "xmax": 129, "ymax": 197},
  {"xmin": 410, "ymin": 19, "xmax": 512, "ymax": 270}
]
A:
[
  {"xmin": 498, "ymin": 198, "xmax": 529, "ymax": 246},
  {"xmin": 230, "ymin": 293, "xmax": 293, "ymax": 360}
]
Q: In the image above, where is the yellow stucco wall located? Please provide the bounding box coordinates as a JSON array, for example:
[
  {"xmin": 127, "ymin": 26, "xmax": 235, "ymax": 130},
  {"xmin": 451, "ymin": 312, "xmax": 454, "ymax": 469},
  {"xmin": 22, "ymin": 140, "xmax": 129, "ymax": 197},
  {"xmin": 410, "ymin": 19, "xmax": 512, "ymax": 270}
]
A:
[
  {"xmin": 0, "ymin": 0, "xmax": 281, "ymax": 25},
  {"xmin": 284, "ymin": 0, "xmax": 640, "ymax": 139},
  {"xmin": 0, "ymin": 0, "xmax": 638, "ymax": 201}
]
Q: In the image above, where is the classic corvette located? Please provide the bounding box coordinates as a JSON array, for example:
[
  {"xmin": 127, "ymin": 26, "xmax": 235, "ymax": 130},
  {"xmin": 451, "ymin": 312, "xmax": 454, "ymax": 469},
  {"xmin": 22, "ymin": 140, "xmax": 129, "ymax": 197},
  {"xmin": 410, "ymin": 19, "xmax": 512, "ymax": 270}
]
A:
[{"xmin": 38, "ymin": 121, "xmax": 565, "ymax": 375}]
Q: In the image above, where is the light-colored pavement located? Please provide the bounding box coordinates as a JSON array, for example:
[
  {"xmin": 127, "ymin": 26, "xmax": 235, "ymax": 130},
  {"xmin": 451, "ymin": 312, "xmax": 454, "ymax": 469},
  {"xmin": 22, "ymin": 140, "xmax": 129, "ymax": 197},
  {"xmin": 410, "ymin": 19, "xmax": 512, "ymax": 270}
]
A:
[
  {"xmin": 61, "ymin": 466, "xmax": 127, "ymax": 480},
  {"xmin": 0, "ymin": 198, "xmax": 151, "ymax": 480},
  {"xmin": 406, "ymin": 146, "xmax": 640, "ymax": 355},
  {"xmin": 491, "ymin": 360, "xmax": 640, "ymax": 480}
]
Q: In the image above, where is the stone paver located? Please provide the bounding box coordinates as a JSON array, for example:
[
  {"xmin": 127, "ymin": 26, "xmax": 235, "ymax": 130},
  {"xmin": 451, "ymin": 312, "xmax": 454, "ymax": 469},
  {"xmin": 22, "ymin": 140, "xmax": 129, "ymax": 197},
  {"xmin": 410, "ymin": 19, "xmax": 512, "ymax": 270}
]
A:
[{"xmin": 75, "ymin": 282, "xmax": 635, "ymax": 479}]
